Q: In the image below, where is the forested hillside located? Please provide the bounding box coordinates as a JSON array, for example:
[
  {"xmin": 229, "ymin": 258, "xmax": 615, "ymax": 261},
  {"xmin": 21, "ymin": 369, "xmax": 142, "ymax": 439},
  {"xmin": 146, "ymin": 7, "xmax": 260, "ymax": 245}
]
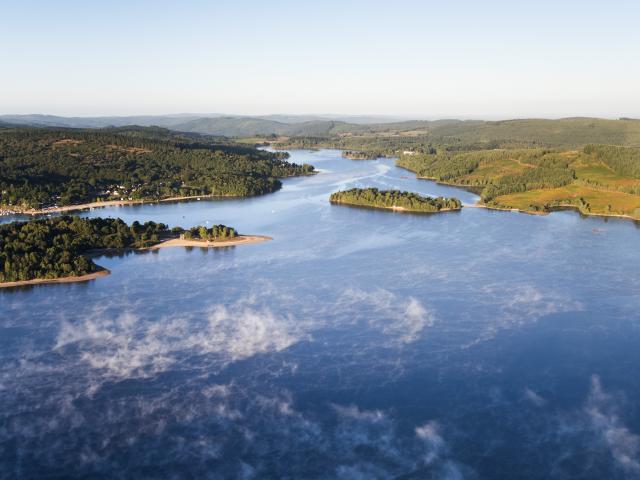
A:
[
  {"xmin": 397, "ymin": 147, "xmax": 640, "ymax": 218},
  {"xmin": 0, "ymin": 126, "xmax": 314, "ymax": 210},
  {"xmin": 387, "ymin": 118, "xmax": 640, "ymax": 149},
  {"xmin": 171, "ymin": 117, "xmax": 356, "ymax": 137},
  {"xmin": 584, "ymin": 144, "xmax": 640, "ymax": 178}
]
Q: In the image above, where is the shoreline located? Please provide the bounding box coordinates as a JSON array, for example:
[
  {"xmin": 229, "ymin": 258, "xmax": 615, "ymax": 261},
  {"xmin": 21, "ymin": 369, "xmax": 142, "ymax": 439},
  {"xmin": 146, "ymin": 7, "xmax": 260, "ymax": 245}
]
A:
[
  {"xmin": 1, "ymin": 170, "xmax": 317, "ymax": 217},
  {"xmin": 0, "ymin": 268, "xmax": 110, "ymax": 289},
  {"xmin": 463, "ymin": 203, "xmax": 548, "ymax": 216},
  {"xmin": 413, "ymin": 174, "xmax": 485, "ymax": 194},
  {"xmin": 466, "ymin": 202, "xmax": 639, "ymax": 221},
  {"xmin": 4, "ymin": 194, "xmax": 246, "ymax": 216},
  {"xmin": 330, "ymin": 200, "xmax": 460, "ymax": 214},
  {"xmin": 407, "ymin": 173, "xmax": 639, "ymax": 222}
]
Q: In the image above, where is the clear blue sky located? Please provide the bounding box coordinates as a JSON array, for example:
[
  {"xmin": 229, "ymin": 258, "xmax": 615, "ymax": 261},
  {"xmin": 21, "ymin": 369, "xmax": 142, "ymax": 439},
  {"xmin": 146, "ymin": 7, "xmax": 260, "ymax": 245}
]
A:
[{"xmin": 2, "ymin": 0, "xmax": 639, "ymax": 118}]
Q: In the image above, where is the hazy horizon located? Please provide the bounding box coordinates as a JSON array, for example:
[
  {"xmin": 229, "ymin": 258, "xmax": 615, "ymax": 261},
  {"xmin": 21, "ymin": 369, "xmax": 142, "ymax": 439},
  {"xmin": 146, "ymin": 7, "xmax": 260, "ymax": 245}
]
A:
[
  {"xmin": 2, "ymin": 0, "xmax": 639, "ymax": 118},
  {"xmin": 1, "ymin": 112, "xmax": 637, "ymax": 122}
]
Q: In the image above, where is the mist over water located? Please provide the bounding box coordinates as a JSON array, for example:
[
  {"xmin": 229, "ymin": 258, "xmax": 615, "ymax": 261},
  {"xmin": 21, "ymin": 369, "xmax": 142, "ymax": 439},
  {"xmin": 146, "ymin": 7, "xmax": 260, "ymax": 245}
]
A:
[{"xmin": 2, "ymin": 150, "xmax": 640, "ymax": 479}]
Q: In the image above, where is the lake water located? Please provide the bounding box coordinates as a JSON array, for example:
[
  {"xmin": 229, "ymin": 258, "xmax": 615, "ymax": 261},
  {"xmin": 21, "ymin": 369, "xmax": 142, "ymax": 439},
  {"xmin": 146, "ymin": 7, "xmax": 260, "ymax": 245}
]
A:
[{"xmin": 2, "ymin": 149, "xmax": 640, "ymax": 479}]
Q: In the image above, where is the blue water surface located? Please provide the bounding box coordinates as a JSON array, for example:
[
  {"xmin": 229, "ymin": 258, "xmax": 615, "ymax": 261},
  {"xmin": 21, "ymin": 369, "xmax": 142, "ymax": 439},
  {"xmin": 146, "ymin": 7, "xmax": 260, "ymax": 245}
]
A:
[{"xmin": 1, "ymin": 150, "xmax": 640, "ymax": 479}]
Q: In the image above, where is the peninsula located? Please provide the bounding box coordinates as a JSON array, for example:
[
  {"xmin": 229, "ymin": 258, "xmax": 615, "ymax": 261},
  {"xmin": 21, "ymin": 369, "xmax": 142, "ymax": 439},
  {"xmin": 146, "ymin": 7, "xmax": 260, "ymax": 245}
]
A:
[
  {"xmin": 0, "ymin": 216, "xmax": 268, "ymax": 288},
  {"xmin": 330, "ymin": 188, "xmax": 462, "ymax": 213}
]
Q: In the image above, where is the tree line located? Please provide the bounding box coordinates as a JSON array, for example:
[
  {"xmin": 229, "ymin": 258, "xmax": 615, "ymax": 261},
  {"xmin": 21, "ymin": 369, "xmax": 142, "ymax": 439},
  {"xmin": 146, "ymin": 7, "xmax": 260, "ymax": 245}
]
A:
[
  {"xmin": 584, "ymin": 144, "xmax": 640, "ymax": 179},
  {"xmin": 342, "ymin": 151, "xmax": 382, "ymax": 160},
  {"xmin": 183, "ymin": 225, "xmax": 237, "ymax": 241}
]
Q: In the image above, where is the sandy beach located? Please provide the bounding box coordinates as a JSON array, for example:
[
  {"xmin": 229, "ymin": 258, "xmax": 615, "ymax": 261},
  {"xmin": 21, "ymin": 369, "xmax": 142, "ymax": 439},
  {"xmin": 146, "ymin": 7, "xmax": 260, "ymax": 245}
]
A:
[
  {"xmin": 463, "ymin": 203, "xmax": 547, "ymax": 216},
  {"xmin": 149, "ymin": 235, "xmax": 272, "ymax": 249},
  {"xmin": 0, "ymin": 268, "xmax": 110, "ymax": 289}
]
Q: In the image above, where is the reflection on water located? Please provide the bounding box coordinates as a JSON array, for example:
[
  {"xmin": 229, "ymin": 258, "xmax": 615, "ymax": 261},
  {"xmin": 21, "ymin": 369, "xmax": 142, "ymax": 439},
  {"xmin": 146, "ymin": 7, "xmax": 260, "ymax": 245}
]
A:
[{"xmin": 2, "ymin": 150, "xmax": 640, "ymax": 479}]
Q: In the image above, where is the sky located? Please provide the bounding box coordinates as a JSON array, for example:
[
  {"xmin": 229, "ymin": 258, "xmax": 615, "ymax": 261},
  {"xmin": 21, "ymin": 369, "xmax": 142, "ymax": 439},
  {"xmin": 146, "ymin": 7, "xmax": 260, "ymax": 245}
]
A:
[{"xmin": 1, "ymin": 0, "xmax": 639, "ymax": 119}]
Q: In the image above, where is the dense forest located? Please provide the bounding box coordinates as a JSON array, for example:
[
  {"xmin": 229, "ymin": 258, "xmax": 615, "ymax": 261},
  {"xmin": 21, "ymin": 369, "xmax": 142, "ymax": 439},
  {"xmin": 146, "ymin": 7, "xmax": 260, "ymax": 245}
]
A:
[
  {"xmin": 330, "ymin": 188, "xmax": 461, "ymax": 213},
  {"xmin": 0, "ymin": 216, "xmax": 235, "ymax": 283},
  {"xmin": 0, "ymin": 126, "xmax": 315, "ymax": 210}
]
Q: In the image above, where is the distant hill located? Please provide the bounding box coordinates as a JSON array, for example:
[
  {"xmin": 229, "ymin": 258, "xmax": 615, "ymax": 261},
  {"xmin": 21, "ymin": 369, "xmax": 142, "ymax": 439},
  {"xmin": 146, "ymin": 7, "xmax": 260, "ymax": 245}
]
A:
[
  {"xmin": 169, "ymin": 117, "xmax": 362, "ymax": 137},
  {"xmin": 171, "ymin": 116, "xmax": 291, "ymax": 136},
  {"xmin": 2, "ymin": 114, "xmax": 640, "ymax": 146},
  {"xmin": 0, "ymin": 113, "xmax": 466, "ymax": 137},
  {"xmin": 0, "ymin": 113, "xmax": 399, "ymax": 131},
  {"xmin": 311, "ymin": 118, "xmax": 640, "ymax": 148},
  {"xmin": 256, "ymin": 114, "xmax": 405, "ymax": 124},
  {"xmin": 0, "ymin": 114, "xmax": 210, "ymax": 129},
  {"xmin": 417, "ymin": 118, "xmax": 640, "ymax": 147}
]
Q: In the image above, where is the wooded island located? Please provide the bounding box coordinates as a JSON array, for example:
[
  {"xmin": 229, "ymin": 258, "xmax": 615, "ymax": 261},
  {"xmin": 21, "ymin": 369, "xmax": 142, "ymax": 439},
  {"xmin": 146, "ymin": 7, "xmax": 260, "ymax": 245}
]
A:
[{"xmin": 330, "ymin": 188, "xmax": 462, "ymax": 213}]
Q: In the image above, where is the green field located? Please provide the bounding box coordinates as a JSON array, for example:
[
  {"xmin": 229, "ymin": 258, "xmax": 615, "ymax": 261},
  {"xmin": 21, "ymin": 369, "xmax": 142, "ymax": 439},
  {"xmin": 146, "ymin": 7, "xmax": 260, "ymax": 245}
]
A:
[{"xmin": 397, "ymin": 146, "xmax": 640, "ymax": 220}]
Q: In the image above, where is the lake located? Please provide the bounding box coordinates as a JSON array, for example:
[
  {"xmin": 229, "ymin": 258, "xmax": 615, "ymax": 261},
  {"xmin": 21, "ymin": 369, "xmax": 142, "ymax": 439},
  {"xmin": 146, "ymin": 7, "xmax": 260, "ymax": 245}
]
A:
[{"xmin": 2, "ymin": 149, "xmax": 640, "ymax": 479}]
